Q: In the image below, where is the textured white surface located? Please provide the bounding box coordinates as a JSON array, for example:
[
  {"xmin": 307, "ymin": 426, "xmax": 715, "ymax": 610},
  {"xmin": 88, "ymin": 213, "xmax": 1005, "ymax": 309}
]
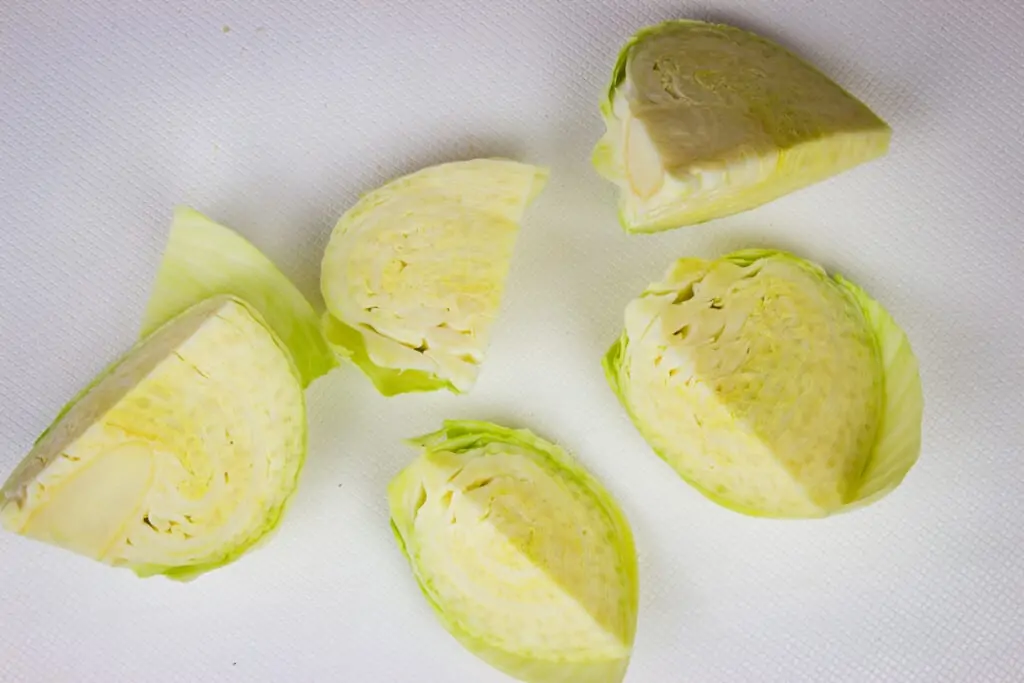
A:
[{"xmin": 1, "ymin": 0, "xmax": 1022, "ymax": 681}]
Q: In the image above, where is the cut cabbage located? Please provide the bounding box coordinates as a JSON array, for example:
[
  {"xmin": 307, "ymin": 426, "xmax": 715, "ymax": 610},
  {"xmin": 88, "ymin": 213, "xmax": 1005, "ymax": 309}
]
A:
[
  {"xmin": 1, "ymin": 296, "xmax": 306, "ymax": 579},
  {"xmin": 593, "ymin": 20, "xmax": 892, "ymax": 232},
  {"xmin": 389, "ymin": 421, "xmax": 638, "ymax": 683},
  {"xmin": 321, "ymin": 160, "xmax": 548, "ymax": 395},
  {"xmin": 604, "ymin": 249, "xmax": 922, "ymax": 517},
  {"xmin": 142, "ymin": 206, "xmax": 336, "ymax": 387}
]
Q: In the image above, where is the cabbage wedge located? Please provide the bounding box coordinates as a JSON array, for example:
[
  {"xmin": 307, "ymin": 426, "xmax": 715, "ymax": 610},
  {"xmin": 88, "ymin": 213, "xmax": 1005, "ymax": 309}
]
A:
[
  {"xmin": 389, "ymin": 421, "xmax": 638, "ymax": 683},
  {"xmin": 1, "ymin": 296, "xmax": 306, "ymax": 579},
  {"xmin": 593, "ymin": 20, "xmax": 891, "ymax": 232},
  {"xmin": 605, "ymin": 250, "xmax": 922, "ymax": 517},
  {"xmin": 321, "ymin": 160, "xmax": 548, "ymax": 395}
]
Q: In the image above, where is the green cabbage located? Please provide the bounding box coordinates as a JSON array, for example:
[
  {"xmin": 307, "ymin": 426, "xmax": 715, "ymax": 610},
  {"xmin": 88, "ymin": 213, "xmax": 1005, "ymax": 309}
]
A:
[
  {"xmin": 389, "ymin": 421, "xmax": 638, "ymax": 683},
  {"xmin": 593, "ymin": 20, "xmax": 891, "ymax": 232},
  {"xmin": 604, "ymin": 249, "xmax": 922, "ymax": 517},
  {"xmin": 321, "ymin": 160, "xmax": 548, "ymax": 395},
  {"xmin": 1, "ymin": 296, "xmax": 306, "ymax": 580},
  {"xmin": 142, "ymin": 206, "xmax": 336, "ymax": 387}
]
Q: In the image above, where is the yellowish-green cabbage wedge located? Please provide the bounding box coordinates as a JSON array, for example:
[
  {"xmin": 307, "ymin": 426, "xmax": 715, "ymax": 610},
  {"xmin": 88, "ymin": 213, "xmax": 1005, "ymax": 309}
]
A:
[
  {"xmin": 389, "ymin": 421, "xmax": 638, "ymax": 683},
  {"xmin": 321, "ymin": 160, "xmax": 548, "ymax": 396},
  {"xmin": 1, "ymin": 296, "xmax": 306, "ymax": 580},
  {"xmin": 604, "ymin": 250, "xmax": 922, "ymax": 517},
  {"xmin": 593, "ymin": 20, "xmax": 892, "ymax": 232},
  {"xmin": 142, "ymin": 206, "xmax": 336, "ymax": 387}
]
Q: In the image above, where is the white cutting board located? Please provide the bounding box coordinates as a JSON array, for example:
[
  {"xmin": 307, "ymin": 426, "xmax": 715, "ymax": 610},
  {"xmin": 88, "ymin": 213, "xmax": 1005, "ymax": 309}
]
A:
[{"xmin": 1, "ymin": 1, "xmax": 1021, "ymax": 681}]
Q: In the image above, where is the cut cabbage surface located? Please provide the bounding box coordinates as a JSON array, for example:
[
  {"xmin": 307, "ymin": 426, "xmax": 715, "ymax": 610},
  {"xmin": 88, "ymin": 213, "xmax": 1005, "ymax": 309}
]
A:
[
  {"xmin": 389, "ymin": 421, "xmax": 638, "ymax": 683},
  {"xmin": 321, "ymin": 160, "xmax": 548, "ymax": 395},
  {"xmin": 604, "ymin": 250, "xmax": 922, "ymax": 517},
  {"xmin": 1, "ymin": 297, "xmax": 306, "ymax": 579},
  {"xmin": 593, "ymin": 20, "xmax": 891, "ymax": 232}
]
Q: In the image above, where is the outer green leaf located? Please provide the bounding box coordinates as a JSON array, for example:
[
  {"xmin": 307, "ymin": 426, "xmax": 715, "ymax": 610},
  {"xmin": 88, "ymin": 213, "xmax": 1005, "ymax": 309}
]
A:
[
  {"xmin": 389, "ymin": 421, "xmax": 638, "ymax": 683},
  {"xmin": 322, "ymin": 313, "xmax": 452, "ymax": 396},
  {"xmin": 142, "ymin": 206, "xmax": 336, "ymax": 386},
  {"xmin": 837, "ymin": 277, "xmax": 924, "ymax": 508}
]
